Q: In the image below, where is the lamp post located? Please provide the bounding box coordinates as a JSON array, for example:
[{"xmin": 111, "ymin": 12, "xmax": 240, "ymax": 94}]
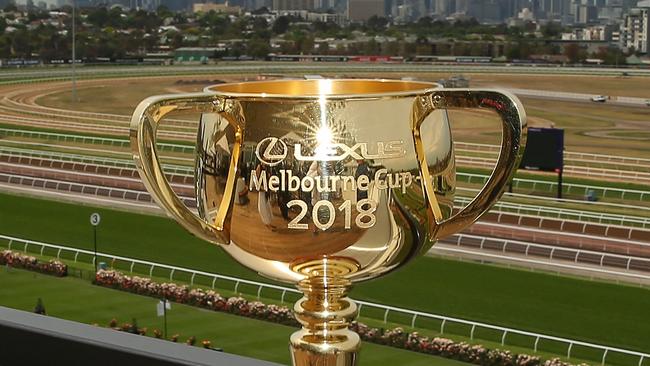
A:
[{"xmin": 71, "ymin": 0, "xmax": 77, "ymax": 102}]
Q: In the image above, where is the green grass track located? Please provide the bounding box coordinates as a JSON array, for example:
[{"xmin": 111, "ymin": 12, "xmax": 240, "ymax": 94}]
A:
[
  {"xmin": 0, "ymin": 269, "xmax": 469, "ymax": 366},
  {"xmin": 1, "ymin": 191, "xmax": 650, "ymax": 356}
]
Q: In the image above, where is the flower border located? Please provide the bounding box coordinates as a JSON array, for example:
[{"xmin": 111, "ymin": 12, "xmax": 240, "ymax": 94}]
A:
[
  {"xmin": 1, "ymin": 250, "xmax": 68, "ymax": 277},
  {"xmin": 94, "ymin": 269, "xmax": 588, "ymax": 366}
]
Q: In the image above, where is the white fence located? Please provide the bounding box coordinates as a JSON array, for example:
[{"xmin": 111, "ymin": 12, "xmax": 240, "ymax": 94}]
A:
[
  {"xmin": 459, "ymin": 172, "xmax": 650, "ymax": 202},
  {"xmin": 453, "ymin": 142, "xmax": 650, "ymax": 168},
  {"xmin": 439, "ymin": 232, "xmax": 650, "ymax": 275},
  {"xmin": 0, "ymin": 152, "xmax": 194, "ymax": 184},
  {"xmin": 0, "ymin": 145, "xmax": 193, "ymax": 175},
  {"xmin": 2, "ymin": 152, "xmax": 649, "ymax": 233},
  {"xmin": 0, "ymin": 233, "xmax": 648, "ymax": 366},
  {"xmin": 0, "ymin": 128, "xmax": 193, "ymax": 154},
  {"xmin": 0, "ymin": 172, "xmax": 152, "ymax": 202},
  {"xmin": 455, "ymin": 156, "xmax": 650, "ymax": 184},
  {"xmin": 455, "ymin": 197, "xmax": 650, "ymax": 229},
  {"xmin": 474, "ymin": 220, "xmax": 650, "ymax": 251}
]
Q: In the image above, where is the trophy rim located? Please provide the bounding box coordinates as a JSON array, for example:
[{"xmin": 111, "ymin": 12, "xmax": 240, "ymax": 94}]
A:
[{"xmin": 202, "ymin": 78, "xmax": 441, "ymax": 99}]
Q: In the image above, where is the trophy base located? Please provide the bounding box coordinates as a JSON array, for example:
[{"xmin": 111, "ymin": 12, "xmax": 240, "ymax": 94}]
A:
[
  {"xmin": 290, "ymin": 258, "xmax": 361, "ymax": 366},
  {"xmin": 290, "ymin": 329, "xmax": 360, "ymax": 366}
]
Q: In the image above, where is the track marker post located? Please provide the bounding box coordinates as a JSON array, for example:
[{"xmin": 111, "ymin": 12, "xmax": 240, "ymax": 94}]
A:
[{"xmin": 90, "ymin": 213, "xmax": 101, "ymax": 274}]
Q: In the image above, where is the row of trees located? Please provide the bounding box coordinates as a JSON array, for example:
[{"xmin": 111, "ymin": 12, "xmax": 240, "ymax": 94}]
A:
[{"xmin": 0, "ymin": 4, "xmax": 632, "ymax": 64}]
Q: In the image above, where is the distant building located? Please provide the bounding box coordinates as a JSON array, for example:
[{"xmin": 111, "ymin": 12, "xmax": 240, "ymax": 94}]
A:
[
  {"xmin": 193, "ymin": 1, "xmax": 241, "ymax": 13},
  {"xmin": 562, "ymin": 24, "xmax": 617, "ymax": 40},
  {"xmin": 575, "ymin": 4, "xmax": 598, "ymax": 23},
  {"xmin": 348, "ymin": 0, "xmax": 384, "ymax": 22},
  {"xmin": 433, "ymin": 0, "xmax": 452, "ymax": 16},
  {"xmin": 272, "ymin": 0, "xmax": 315, "ymax": 10},
  {"xmin": 620, "ymin": 2, "xmax": 649, "ymax": 53},
  {"xmin": 159, "ymin": 0, "xmax": 190, "ymax": 11},
  {"xmin": 466, "ymin": 0, "xmax": 503, "ymax": 23},
  {"xmin": 307, "ymin": 11, "xmax": 348, "ymax": 24}
]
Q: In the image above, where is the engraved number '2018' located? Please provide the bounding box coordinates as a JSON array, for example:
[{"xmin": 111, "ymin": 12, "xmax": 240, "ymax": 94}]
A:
[{"xmin": 287, "ymin": 199, "xmax": 377, "ymax": 231}]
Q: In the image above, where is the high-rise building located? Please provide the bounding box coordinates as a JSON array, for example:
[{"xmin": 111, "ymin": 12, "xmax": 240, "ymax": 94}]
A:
[
  {"xmin": 159, "ymin": 0, "xmax": 189, "ymax": 12},
  {"xmin": 347, "ymin": 0, "xmax": 385, "ymax": 21},
  {"xmin": 542, "ymin": 0, "xmax": 571, "ymax": 20},
  {"xmin": 466, "ymin": 0, "xmax": 502, "ymax": 22},
  {"xmin": 433, "ymin": 0, "xmax": 452, "ymax": 15},
  {"xmin": 272, "ymin": 0, "xmax": 315, "ymax": 10},
  {"xmin": 455, "ymin": 0, "xmax": 467, "ymax": 13},
  {"xmin": 575, "ymin": 3, "xmax": 598, "ymax": 22},
  {"xmin": 620, "ymin": 1, "xmax": 649, "ymax": 53}
]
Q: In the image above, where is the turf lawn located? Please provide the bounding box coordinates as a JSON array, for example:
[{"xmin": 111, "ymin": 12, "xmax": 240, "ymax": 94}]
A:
[
  {"xmin": 1, "ymin": 191, "xmax": 650, "ymax": 358},
  {"xmin": 0, "ymin": 269, "xmax": 468, "ymax": 366}
]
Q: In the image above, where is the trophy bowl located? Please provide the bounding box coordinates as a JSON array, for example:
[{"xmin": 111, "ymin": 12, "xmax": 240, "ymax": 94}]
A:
[{"xmin": 130, "ymin": 79, "xmax": 526, "ymax": 366}]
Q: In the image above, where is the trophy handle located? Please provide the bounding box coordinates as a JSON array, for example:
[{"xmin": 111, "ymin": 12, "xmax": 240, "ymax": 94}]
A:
[
  {"xmin": 130, "ymin": 93, "xmax": 243, "ymax": 245},
  {"xmin": 412, "ymin": 89, "xmax": 527, "ymax": 239}
]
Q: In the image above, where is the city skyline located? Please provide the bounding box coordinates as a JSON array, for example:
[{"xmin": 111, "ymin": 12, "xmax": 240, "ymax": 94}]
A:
[{"xmin": 6, "ymin": 0, "xmax": 645, "ymax": 20}]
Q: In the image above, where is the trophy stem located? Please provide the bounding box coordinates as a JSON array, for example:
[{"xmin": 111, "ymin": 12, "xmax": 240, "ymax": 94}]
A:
[{"xmin": 290, "ymin": 275, "xmax": 360, "ymax": 366}]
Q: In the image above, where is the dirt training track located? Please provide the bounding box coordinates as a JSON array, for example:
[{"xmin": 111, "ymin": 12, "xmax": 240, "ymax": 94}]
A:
[{"xmin": 1, "ymin": 69, "xmax": 650, "ymax": 284}]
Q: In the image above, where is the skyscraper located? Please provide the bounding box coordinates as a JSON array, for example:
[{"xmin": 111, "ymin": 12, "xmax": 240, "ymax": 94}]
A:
[
  {"xmin": 433, "ymin": 0, "xmax": 452, "ymax": 15},
  {"xmin": 348, "ymin": 0, "xmax": 385, "ymax": 21},
  {"xmin": 272, "ymin": 0, "xmax": 315, "ymax": 10}
]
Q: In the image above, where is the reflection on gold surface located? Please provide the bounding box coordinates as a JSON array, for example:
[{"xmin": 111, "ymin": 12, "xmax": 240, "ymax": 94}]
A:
[
  {"xmin": 131, "ymin": 79, "xmax": 526, "ymax": 366},
  {"xmin": 206, "ymin": 78, "xmax": 436, "ymax": 97}
]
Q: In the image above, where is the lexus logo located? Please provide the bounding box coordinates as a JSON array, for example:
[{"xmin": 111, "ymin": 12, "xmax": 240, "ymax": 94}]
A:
[
  {"xmin": 256, "ymin": 136, "xmax": 405, "ymax": 166},
  {"xmin": 255, "ymin": 137, "xmax": 288, "ymax": 166}
]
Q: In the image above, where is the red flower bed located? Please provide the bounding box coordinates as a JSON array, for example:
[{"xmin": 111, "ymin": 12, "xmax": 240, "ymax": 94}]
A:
[
  {"xmin": 0, "ymin": 250, "xmax": 67, "ymax": 277},
  {"xmin": 94, "ymin": 270, "xmax": 297, "ymax": 327},
  {"xmin": 95, "ymin": 270, "xmax": 589, "ymax": 366}
]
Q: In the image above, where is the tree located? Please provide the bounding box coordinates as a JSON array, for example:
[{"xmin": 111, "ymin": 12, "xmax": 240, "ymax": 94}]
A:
[
  {"xmin": 506, "ymin": 40, "xmax": 532, "ymax": 60},
  {"xmin": 4, "ymin": 2, "xmax": 17, "ymax": 12},
  {"xmin": 10, "ymin": 29, "xmax": 33, "ymax": 58},
  {"xmin": 156, "ymin": 5, "xmax": 173, "ymax": 20},
  {"xmin": 362, "ymin": 39, "xmax": 379, "ymax": 55},
  {"xmin": 87, "ymin": 7, "xmax": 109, "ymax": 28},
  {"xmin": 248, "ymin": 37, "xmax": 270, "ymax": 58},
  {"xmin": 251, "ymin": 17, "xmax": 269, "ymax": 38},
  {"xmin": 563, "ymin": 43, "xmax": 584, "ymax": 63},
  {"xmin": 272, "ymin": 16, "xmax": 290, "ymax": 35},
  {"xmin": 541, "ymin": 21, "xmax": 563, "ymax": 38},
  {"xmin": 366, "ymin": 16, "xmax": 388, "ymax": 34},
  {"xmin": 592, "ymin": 46, "xmax": 626, "ymax": 66},
  {"xmin": 107, "ymin": 7, "xmax": 124, "ymax": 28}
]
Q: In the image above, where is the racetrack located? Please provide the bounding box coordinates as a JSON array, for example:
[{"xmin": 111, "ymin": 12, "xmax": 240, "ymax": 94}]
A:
[
  {"xmin": 2, "ymin": 64, "xmax": 650, "ymax": 366},
  {"xmin": 1, "ymin": 64, "xmax": 649, "ymax": 284}
]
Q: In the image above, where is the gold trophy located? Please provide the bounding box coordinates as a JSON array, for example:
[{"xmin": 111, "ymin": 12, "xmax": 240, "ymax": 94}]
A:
[{"xmin": 130, "ymin": 79, "xmax": 526, "ymax": 366}]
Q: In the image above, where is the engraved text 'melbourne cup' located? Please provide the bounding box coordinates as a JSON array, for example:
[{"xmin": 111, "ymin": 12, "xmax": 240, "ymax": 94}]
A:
[{"xmin": 130, "ymin": 79, "xmax": 527, "ymax": 366}]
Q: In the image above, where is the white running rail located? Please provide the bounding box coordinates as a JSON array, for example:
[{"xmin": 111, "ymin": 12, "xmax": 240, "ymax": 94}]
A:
[
  {"xmin": 0, "ymin": 145, "xmax": 194, "ymax": 174},
  {"xmin": 0, "ymin": 128, "xmax": 193, "ymax": 153},
  {"xmin": 455, "ymin": 197, "xmax": 650, "ymax": 229},
  {"xmin": 454, "ymin": 141, "xmax": 650, "ymax": 166},
  {"xmin": 0, "ymin": 233, "xmax": 648, "ymax": 366},
  {"xmin": 0, "ymin": 172, "xmax": 154, "ymax": 201},
  {"xmin": 459, "ymin": 172, "xmax": 650, "ymax": 201},
  {"xmin": 439, "ymin": 232, "xmax": 650, "ymax": 274},
  {"xmin": 456, "ymin": 156, "xmax": 650, "ymax": 183}
]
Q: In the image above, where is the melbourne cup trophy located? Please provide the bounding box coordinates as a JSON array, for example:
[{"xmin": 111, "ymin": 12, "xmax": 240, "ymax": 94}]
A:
[{"xmin": 130, "ymin": 79, "xmax": 527, "ymax": 366}]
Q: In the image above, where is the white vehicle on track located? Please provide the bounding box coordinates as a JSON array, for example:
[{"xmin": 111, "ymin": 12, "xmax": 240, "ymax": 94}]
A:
[{"xmin": 590, "ymin": 95, "xmax": 607, "ymax": 102}]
